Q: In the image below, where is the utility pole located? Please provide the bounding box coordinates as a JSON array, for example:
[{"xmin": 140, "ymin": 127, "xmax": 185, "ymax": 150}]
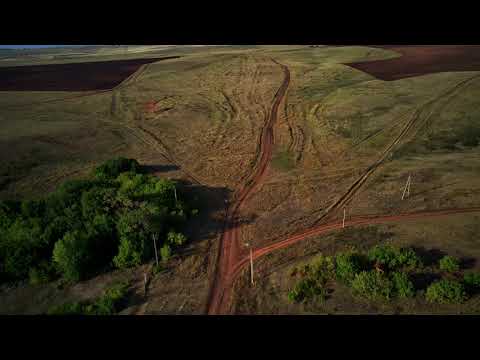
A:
[
  {"xmin": 143, "ymin": 272, "xmax": 148, "ymax": 297},
  {"xmin": 245, "ymin": 242, "xmax": 254, "ymax": 286},
  {"xmin": 402, "ymin": 175, "xmax": 412, "ymax": 200},
  {"xmin": 174, "ymin": 187, "xmax": 177, "ymax": 203},
  {"xmin": 153, "ymin": 233, "xmax": 159, "ymax": 267},
  {"xmin": 343, "ymin": 207, "xmax": 346, "ymax": 228}
]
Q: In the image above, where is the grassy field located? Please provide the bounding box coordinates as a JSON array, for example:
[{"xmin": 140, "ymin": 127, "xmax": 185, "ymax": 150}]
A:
[
  {"xmin": 231, "ymin": 213, "xmax": 480, "ymax": 314},
  {"xmin": 1, "ymin": 45, "xmax": 480, "ymax": 314}
]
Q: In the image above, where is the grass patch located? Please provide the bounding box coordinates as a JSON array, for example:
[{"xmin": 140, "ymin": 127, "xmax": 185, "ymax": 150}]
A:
[
  {"xmin": 47, "ymin": 281, "xmax": 130, "ymax": 315},
  {"xmin": 271, "ymin": 150, "xmax": 295, "ymax": 172}
]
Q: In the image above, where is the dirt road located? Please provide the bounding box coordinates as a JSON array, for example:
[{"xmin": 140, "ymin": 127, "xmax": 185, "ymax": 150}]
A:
[
  {"xmin": 228, "ymin": 207, "xmax": 480, "ymax": 297},
  {"xmin": 206, "ymin": 59, "xmax": 290, "ymax": 314}
]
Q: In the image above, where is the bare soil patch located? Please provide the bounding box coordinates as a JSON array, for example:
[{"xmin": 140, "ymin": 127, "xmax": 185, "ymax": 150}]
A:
[
  {"xmin": 346, "ymin": 46, "xmax": 480, "ymax": 81},
  {"xmin": 0, "ymin": 56, "xmax": 180, "ymax": 91}
]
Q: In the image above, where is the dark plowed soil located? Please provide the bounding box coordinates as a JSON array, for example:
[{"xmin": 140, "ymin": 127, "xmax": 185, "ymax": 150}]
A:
[
  {"xmin": 345, "ymin": 45, "xmax": 480, "ymax": 81},
  {"xmin": 0, "ymin": 56, "xmax": 180, "ymax": 91}
]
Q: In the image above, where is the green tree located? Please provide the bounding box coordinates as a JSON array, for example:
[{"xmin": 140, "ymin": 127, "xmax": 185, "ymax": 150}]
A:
[
  {"xmin": 426, "ymin": 280, "xmax": 467, "ymax": 304},
  {"xmin": 335, "ymin": 250, "xmax": 365, "ymax": 284},
  {"xmin": 93, "ymin": 157, "xmax": 141, "ymax": 180},
  {"xmin": 368, "ymin": 244, "xmax": 421, "ymax": 270},
  {"xmin": 52, "ymin": 230, "xmax": 91, "ymax": 282},
  {"xmin": 391, "ymin": 271, "xmax": 415, "ymax": 298},
  {"xmin": 351, "ymin": 270, "xmax": 394, "ymax": 301}
]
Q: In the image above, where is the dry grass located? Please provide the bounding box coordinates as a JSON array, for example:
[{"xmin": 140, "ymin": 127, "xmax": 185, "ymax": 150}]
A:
[{"xmin": 2, "ymin": 45, "xmax": 480, "ymax": 314}]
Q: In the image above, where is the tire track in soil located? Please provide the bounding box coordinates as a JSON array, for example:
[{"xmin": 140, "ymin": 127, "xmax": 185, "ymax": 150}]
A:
[
  {"xmin": 205, "ymin": 59, "xmax": 290, "ymax": 315},
  {"xmin": 311, "ymin": 73, "xmax": 480, "ymax": 226},
  {"xmin": 213, "ymin": 72, "xmax": 480, "ymax": 314},
  {"xmin": 228, "ymin": 207, "xmax": 480, "ymax": 289}
]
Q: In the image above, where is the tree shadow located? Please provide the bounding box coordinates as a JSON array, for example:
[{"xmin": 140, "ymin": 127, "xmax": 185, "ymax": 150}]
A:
[
  {"xmin": 142, "ymin": 164, "xmax": 180, "ymax": 173},
  {"xmin": 410, "ymin": 272, "xmax": 442, "ymax": 291},
  {"xmin": 411, "ymin": 246, "xmax": 447, "ymax": 267},
  {"xmin": 174, "ymin": 179, "xmax": 233, "ymax": 246},
  {"xmin": 460, "ymin": 256, "xmax": 476, "ymax": 270}
]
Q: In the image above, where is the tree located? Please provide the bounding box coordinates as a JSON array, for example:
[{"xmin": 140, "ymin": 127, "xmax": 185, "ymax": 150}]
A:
[
  {"xmin": 426, "ymin": 279, "xmax": 467, "ymax": 304},
  {"xmin": 93, "ymin": 157, "xmax": 142, "ymax": 180},
  {"xmin": 52, "ymin": 230, "xmax": 91, "ymax": 282},
  {"xmin": 335, "ymin": 251, "xmax": 365, "ymax": 284},
  {"xmin": 351, "ymin": 270, "xmax": 394, "ymax": 301},
  {"xmin": 391, "ymin": 271, "xmax": 415, "ymax": 298}
]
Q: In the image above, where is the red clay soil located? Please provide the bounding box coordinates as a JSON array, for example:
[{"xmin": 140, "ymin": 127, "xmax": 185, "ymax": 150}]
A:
[
  {"xmin": 345, "ymin": 45, "xmax": 480, "ymax": 81},
  {"xmin": 0, "ymin": 56, "xmax": 180, "ymax": 91},
  {"xmin": 206, "ymin": 59, "xmax": 290, "ymax": 315}
]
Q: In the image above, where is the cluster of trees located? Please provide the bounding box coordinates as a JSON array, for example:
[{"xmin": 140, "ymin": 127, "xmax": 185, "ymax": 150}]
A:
[
  {"xmin": 288, "ymin": 244, "xmax": 480, "ymax": 306},
  {"xmin": 0, "ymin": 158, "xmax": 196, "ymax": 285}
]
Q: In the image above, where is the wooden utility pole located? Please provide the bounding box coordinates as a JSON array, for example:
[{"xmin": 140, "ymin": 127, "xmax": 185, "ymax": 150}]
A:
[
  {"xmin": 152, "ymin": 233, "xmax": 159, "ymax": 267},
  {"xmin": 402, "ymin": 175, "xmax": 412, "ymax": 200},
  {"xmin": 343, "ymin": 207, "xmax": 346, "ymax": 228},
  {"xmin": 245, "ymin": 242, "xmax": 254, "ymax": 286},
  {"xmin": 143, "ymin": 272, "xmax": 148, "ymax": 296},
  {"xmin": 250, "ymin": 247, "xmax": 254, "ymax": 286}
]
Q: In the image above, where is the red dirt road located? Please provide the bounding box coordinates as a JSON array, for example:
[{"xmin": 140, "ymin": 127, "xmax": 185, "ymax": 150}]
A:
[
  {"xmin": 206, "ymin": 59, "xmax": 290, "ymax": 314},
  {"xmin": 345, "ymin": 45, "xmax": 480, "ymax": 81},
  {"xmin": 228, "ymin": 207, "xmax": 480, "ymax": 285}
]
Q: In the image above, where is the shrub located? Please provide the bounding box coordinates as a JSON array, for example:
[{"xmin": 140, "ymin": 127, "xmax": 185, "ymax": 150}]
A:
[
  {"xmin": 93, "ymin": 157, "xmax": 141, "ymax": 180},
  {"xmin": 47, "ymin": 282, "xmax": 129, "ymax": 315},
  {"xmin": 28, "ymin": 261, "xmax": 57, "ymax": 285},
  {"xmin": 426, "ymin": 280, "xmax": 467, "ymax": 304},
  {"xmin": 351, "ymin": 270, "xmax": 394, "ymax": 301},
  {"xmin": 47, "ymin": 301, "xmax": 84, "ymax": 315},
  {"xmin": 335, "ymin": 251, "xmax": 365, "ymax": 284},
  {"xmin": 166, "ymin": 231, "xmax": 187, "ymax": 246},
  {"xmin": 368, "ymin": 244, "xmax": 421, "ymax": 270},
  {"xmin": 439, "ymin": 256, "xmax": 460, "ymax": 273},
  {"xmin": 288, "ymin": 278, "xmax": 327, "ymax": 304},
  {"xmin": 86, "ymin": 282, "xmax": 129, "ymax": 315},
  {"xmin": 113, "ymin": 237, "xmax": 143, "ymax": 269},
  {"xmin": 160, "ymin": 244, "xmax": 172, "ymax": 262},
  {"xmin": 463, "ymin": 272, "xmax": 480, "ymax": 293},
  {"xmin": 391, "ymin": 271, "xmax": 415, "ymax": 298}
]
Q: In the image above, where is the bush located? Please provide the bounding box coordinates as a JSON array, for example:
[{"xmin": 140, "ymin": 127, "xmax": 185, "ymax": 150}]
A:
[
  {"xmin": 368, "ymin": 244, "xmax": 421, "ymax": 270},
  {"xmin": 335, "ymin": 251, "xmax": 365, "ymax": 284},
  {"xmin": 426, "ymin": 280, "xmax": 467, "ymax": 304},
  {"xmin": 166, "ymin": 231, "xmax": 187, "ymax": 246},
  {"xmin": 93, "ymin": 157, "xmax": 141, "ymax": 180},
  {"xmin": 288, "ymin": 278, "xmax": 327, "ymax": 304},
  {"xmin": 47, "ymin": 301, "xmax": 84, "ymax": 315},
  {"xmin": 28, "ymin": 261, "xmax": 57, "ymax": 285},
  {"xmin": 351, "ymin": 270, "xmax": 394, "ymax": 301},
  {"xmin": 439, "ymin": 256, "xmax": 460, "ymax": 273},
  {"xmin": 47, "ymin": 281, "xmax": 129, "ymax": 315},
  {"xmin": 391, "ymin": 271, "xmax": 415, "ymax": 298},
  {"xmin": 463, "ymin": 272, "xmax": 480, "ymax": 293},
  {"xmin": 160, "ymin": 244, "xmax": 172, "ymax": 262},
  {"xmin": 86, "ymin": 282, "xmax": 129, "ymax": 315}
]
